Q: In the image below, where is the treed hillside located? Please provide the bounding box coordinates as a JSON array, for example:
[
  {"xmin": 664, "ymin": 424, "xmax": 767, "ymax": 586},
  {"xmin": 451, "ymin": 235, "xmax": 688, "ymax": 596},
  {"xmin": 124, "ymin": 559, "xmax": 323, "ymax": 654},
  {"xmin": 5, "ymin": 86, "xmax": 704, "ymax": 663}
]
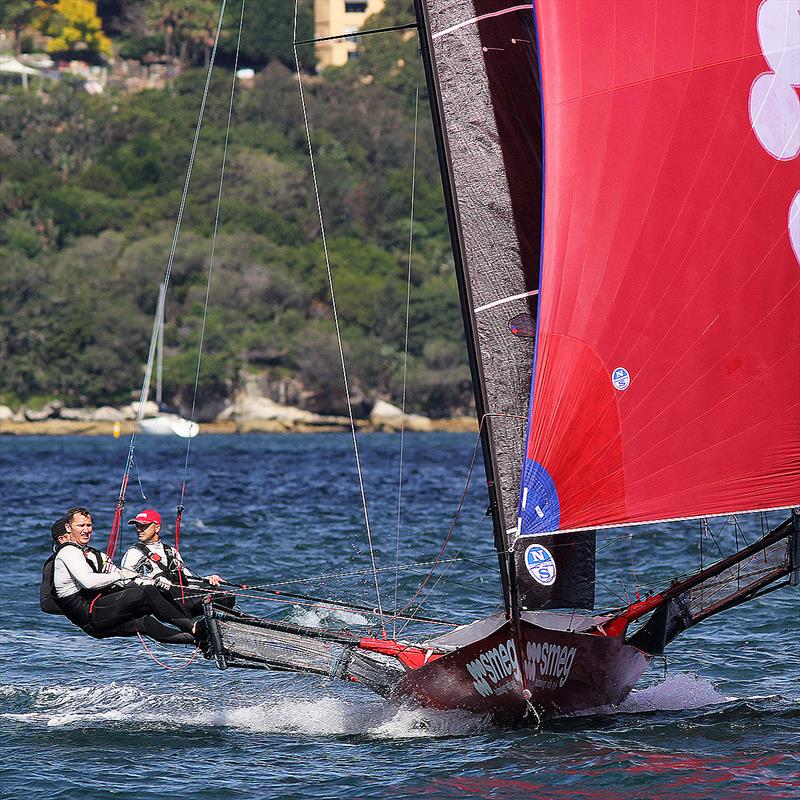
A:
[{"xmin": 0, "ymin": 4, "xmax": 473, "ymax": 419}]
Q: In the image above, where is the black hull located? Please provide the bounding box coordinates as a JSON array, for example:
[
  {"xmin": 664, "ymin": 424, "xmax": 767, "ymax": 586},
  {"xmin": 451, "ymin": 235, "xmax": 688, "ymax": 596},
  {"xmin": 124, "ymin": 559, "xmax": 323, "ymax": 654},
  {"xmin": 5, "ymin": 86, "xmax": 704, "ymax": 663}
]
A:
[{"xmin": 395, "ymin": 614, "xmax": 649, "ymax": 723}]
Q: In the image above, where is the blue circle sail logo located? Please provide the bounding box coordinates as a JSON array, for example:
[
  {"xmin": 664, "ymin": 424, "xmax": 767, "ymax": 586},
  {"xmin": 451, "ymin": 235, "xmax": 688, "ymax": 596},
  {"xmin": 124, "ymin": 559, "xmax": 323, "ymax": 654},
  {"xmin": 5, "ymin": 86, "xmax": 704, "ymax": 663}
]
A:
[
  {"xmin": 611, "ymin": 366, "xmax": 630, "ymax": 391},
  {"xmin": 524, "ymin": 544, "xmax": 557, "ymax": 586}
]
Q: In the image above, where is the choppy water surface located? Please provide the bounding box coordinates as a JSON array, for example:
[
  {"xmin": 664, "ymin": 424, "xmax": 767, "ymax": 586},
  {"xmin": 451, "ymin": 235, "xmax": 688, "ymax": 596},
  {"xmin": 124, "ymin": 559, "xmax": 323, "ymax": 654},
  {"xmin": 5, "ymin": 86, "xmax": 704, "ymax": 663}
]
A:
[{"xmin": 2, "ymin": 434, "xmax": 798, "ymax": 799}]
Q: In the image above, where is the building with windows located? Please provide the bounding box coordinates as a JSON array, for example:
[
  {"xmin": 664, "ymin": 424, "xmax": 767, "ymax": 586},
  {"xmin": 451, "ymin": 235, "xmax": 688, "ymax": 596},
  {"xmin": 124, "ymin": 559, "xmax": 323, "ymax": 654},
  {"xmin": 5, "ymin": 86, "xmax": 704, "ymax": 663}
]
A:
[{"xmin": 314, "ymin": 0, "xmax": 385, "ymax": 68}]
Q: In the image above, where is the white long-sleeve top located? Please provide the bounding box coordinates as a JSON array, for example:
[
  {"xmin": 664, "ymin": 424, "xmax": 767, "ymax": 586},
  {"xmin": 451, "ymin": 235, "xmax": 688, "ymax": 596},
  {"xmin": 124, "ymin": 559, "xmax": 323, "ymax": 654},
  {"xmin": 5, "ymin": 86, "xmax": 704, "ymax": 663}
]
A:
[
  {"xmin": 53, "ymin": 546, "xmax": 137, "ymax": 598},
  {"xmin": 120, "ymin": 541, "xmax": 198, "ymax": 580}
]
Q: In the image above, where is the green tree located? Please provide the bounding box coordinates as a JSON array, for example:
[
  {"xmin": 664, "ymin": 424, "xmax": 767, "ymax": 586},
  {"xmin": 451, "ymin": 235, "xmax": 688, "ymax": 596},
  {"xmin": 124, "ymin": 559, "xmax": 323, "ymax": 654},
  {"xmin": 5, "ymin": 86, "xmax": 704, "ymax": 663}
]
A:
[
  {"xmin": 0, "ymin": 7, "xmax": 472, "ymax": 417},
  {"xmin": 222, "ymin": 0, "xmax": 314, "ymax": 71},
  {"xmin": 0, "ymin": 2, "xmax": 39, "ymax": 55},
  {"xmin": 146, "ymin": 0, "xmax": 224, "ymax": 66},
  {"xmin": 180, "ymin": 0, "xmax": 222, "ymax": 67},
  {"xmin": 332, "ymin": 1, "xmax": 417, "ymax": 92}
]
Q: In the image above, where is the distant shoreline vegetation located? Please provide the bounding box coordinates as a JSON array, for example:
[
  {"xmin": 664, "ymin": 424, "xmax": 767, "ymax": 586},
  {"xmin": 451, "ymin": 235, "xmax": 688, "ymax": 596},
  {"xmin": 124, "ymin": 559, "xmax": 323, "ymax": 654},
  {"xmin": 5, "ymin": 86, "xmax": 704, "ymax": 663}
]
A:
[{"xmin": 1, "ymin": 2, "xmax": 475, "ymax": 421}]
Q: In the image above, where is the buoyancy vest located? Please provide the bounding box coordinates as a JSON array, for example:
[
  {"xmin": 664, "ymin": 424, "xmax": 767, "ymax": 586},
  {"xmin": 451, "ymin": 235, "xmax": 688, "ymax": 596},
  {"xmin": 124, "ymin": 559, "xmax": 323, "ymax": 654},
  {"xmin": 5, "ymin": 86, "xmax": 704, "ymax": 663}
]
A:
[
  {"xmin": 39, "ymin": 557, "xmax": 63, "ymax": 615},
  {"xmin": 130, "ymin": 541, "xmax": 189, "ymax": 583},
  {"xmin": 40, "ymin": 543, "xmax": 106, "ymax": 618}
]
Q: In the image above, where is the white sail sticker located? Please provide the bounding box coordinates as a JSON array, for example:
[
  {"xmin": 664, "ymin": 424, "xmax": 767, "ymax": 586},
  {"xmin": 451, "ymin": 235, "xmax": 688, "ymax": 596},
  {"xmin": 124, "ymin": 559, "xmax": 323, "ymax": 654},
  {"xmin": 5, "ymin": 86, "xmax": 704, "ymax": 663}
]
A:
[
  {"xmin": 790, "ymin": 191, "xmax": 800, "ymax": 267},
  {"xmin": 750, "ymin": 0, "xmax": 800, "ymax": 272},
  {"xmin": 611, "ymin": 367, "xmax": 630, "ymax": 391},
  {"xmin": 749, "ymin": 0, "xmax": 800, "ymax": 161},
  {"xmin": 524, "ymin": 543, "xmax": 557, "ymax": 586}
]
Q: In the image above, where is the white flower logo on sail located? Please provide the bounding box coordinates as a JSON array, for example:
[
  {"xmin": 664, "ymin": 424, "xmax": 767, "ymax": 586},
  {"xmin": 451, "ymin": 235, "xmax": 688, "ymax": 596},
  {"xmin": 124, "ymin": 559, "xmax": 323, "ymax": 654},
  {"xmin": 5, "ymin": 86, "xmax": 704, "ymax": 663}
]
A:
[{"xmin": 749, "ymin": 0, "xmax": 800, "ymax": 161}]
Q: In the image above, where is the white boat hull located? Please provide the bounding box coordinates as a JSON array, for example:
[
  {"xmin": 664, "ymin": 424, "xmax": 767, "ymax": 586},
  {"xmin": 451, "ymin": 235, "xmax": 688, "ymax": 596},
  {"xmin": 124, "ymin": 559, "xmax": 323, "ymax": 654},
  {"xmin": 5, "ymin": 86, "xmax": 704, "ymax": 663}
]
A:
[{"xmin": 140, "ymin": 415, "xmax": 199, "ymax": 438}]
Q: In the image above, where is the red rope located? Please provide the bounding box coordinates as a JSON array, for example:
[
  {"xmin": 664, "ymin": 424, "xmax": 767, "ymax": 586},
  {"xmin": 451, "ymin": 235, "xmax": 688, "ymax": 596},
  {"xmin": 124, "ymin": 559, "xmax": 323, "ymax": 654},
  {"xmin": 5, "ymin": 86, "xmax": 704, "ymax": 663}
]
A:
[
  {"xmin": 106, "ymin": 478, "xmax": 128, "ymax": 561},
  {"xmin": 136, "ymin": 632, "xmax": 199, "ymax": 670},
  {"xmin": 88, "ymin": 593, "xmax": 102, "ymax": 616}
]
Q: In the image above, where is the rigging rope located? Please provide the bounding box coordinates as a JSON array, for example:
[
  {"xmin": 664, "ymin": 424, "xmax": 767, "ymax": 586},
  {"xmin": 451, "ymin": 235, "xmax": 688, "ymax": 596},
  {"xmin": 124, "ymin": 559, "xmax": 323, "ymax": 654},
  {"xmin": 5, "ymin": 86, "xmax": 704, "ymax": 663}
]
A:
[
  {"xmin": 292, "ymin": 0, "xmax": 385, "ymax": 626},
  {"xmin": 180, "ymin": 0, "xmax": 245, "ymax": 483},
  {"xmin": 206, "ymin": 555, "xmax": 484, "ymax": 596},
  {"xmin": 396, "ymin": 519, "xmax": 493, "ymax": 636},
  {"xmin": 172, "ymin": 0, "xmax": 247, "ymax": 598},
  {"xmin": 107, "ymin": 0, "xmax": 229, "ymax": 560},
  {"xmin": 393, "ymin": 51, "xmax": 422, "ymax": 640},
  {"xmin": 200, "ymin": 586, "xmax": 457, "ymax": 628},
  {"xmin": 136, "ymin": 633, "xmax": 200, "ymax": 671},
  {"xmin": 393, "ymin": 421, "xmax": 487, "ymax": 632}
]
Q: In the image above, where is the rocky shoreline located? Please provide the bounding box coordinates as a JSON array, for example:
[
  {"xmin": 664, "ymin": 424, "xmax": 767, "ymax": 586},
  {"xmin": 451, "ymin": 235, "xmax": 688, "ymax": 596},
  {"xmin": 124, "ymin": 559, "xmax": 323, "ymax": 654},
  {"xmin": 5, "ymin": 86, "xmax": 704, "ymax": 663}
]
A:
[{"xmin": 0, "ymin": 397, "xmax": 477, "ymax": 436}]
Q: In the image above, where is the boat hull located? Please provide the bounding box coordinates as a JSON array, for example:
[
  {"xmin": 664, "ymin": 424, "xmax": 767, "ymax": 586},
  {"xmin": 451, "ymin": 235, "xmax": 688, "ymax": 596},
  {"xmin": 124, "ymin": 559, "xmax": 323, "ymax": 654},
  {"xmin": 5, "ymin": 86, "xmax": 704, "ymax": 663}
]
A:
[
  {"xmin": 140, "ymin": 415, "xmax": 199, "ymax": 438},
  {"xmin": 395, "ymin": 617, "xmax": 650, "ymax": 723}
]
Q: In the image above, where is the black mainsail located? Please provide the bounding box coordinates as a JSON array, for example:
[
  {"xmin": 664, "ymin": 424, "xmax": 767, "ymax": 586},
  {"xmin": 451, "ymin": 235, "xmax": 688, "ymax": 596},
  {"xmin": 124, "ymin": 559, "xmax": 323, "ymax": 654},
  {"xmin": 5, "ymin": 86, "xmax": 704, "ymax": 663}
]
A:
[{"xmin": 415, "ymin": 0, "xmax": 594, "ymax": 611}]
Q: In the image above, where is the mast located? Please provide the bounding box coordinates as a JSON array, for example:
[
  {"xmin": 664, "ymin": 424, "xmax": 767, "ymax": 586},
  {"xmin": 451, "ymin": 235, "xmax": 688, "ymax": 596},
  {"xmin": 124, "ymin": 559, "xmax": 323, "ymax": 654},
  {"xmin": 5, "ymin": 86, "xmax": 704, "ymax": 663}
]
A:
[
  {"xmin": 156, "ymin": 282, "xmax": 165, "ymax": 408},
  {"xmin": 413, "ymin": 0, "xmax": 515, "ymax": 618}
]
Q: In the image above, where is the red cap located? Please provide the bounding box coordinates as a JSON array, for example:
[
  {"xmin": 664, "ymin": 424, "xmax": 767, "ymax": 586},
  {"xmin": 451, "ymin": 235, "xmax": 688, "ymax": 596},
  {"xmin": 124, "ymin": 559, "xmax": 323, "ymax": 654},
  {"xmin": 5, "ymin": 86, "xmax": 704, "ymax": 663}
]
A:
[{"xmin": 127, "ymin": 509, "xmax": 162, "ymax": 526}]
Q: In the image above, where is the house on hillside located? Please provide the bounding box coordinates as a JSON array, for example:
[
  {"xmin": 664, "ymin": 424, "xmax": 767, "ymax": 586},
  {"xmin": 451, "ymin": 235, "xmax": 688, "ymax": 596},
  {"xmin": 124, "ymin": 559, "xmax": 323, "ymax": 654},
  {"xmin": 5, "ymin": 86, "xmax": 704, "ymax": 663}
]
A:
[{"xmin": 314, "ymin": 0, "xmax": 385, "ymax": 68}]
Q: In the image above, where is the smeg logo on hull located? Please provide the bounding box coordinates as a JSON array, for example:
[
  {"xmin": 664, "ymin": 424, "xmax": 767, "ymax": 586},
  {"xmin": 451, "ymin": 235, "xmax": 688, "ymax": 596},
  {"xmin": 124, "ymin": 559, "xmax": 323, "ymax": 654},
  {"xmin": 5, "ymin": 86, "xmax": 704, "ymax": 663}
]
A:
[
  {"xmin": 466, "ymin": 639, "xmax": 521, "ymax": 698},
  {"xmin": 524, "ymin": 641, "xmax": 576, "ymax": 689}
]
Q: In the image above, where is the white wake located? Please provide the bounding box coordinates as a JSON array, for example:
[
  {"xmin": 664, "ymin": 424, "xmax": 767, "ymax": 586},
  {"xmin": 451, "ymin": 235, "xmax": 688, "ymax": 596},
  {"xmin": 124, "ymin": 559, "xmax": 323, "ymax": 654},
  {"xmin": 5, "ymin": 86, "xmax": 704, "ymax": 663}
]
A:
[{"xmin": 1, "ymin": 681, "xmax": 484, "ymax": 738}]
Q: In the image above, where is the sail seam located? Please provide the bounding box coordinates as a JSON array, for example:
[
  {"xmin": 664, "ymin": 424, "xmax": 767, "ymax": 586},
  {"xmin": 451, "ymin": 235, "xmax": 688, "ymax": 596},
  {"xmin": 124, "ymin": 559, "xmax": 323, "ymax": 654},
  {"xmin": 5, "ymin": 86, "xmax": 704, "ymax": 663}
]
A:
[{"xmin": 544, "ymin": 51, "xmax": 778, "ymax": 110}]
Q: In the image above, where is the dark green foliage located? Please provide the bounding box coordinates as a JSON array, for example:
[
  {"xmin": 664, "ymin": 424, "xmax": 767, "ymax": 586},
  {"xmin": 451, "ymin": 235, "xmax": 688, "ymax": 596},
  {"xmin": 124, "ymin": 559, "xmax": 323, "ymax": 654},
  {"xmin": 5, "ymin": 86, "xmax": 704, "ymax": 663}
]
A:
[
  {"xmin": 0, "ymin": 16, "xmax": 473, "ymax": 417},
  {"xmin": 222, "ymin": 0, "xmax": 315, "ymax": 72}
]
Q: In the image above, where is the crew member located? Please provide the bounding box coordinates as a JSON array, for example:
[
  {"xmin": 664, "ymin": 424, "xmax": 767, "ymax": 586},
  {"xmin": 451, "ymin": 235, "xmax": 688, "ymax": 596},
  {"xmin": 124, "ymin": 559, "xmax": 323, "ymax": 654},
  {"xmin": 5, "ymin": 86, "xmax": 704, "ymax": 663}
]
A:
[
  {"xmin": 120, "ymin": 508, "xmax": 235, "ymax": 614},
  {"xmin": 50, "ymin": 506, "xmax": 200, "ymax": 645}
]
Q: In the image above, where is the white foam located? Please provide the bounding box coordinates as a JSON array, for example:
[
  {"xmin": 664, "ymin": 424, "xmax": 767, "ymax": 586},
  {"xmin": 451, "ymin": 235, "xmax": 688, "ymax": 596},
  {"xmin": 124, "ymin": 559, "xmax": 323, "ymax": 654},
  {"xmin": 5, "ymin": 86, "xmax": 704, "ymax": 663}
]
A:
[
  {"xmin": 616, "ymin": 672, "xmax": 733, "ymax": 713},
  {"xmin": 1, "ymin": 681, "xmax": 484, "ymax": 738},
  {"xmin": 4, "ymin": 673, "xmax": 736, "ymax": 733},
  {"xmin": 564, "ymin": 673, "xmax": 733, "ymax": 718},
  {"xmin": 214, "ymin": 694, "xmax": 484, "ymax": 738},
  {"xmin": 286, "ymin": 604, "xmax": 370, "ymax": 629}
]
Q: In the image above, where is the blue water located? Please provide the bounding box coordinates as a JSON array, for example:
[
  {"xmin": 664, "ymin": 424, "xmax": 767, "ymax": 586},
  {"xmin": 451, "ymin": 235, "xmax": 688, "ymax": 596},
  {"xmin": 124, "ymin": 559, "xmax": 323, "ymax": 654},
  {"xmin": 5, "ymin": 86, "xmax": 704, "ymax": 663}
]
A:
[{"xmin": 2, "ymin": 434, "xmax": 799, "ymax": 799}]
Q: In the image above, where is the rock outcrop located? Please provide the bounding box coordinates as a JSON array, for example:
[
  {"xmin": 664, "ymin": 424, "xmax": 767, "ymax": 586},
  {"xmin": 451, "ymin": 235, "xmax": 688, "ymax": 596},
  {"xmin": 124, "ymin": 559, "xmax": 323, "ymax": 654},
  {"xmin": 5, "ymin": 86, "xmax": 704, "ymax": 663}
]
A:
[
  {"xmin": 92, "ymin": 406, "xmax": 126, "ymax": 421},
  {"xmin": 370, "ymin": 400, "xmax": 432, "ymax": 432}
]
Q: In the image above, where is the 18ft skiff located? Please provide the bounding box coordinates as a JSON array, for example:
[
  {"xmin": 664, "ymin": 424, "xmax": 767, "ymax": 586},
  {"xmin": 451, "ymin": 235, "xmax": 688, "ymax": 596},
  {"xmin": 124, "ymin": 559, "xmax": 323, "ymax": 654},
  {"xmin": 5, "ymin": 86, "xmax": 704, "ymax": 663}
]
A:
[{"xmin": 200, "ymin": 0, "xmax": 800, "ymax": 724}]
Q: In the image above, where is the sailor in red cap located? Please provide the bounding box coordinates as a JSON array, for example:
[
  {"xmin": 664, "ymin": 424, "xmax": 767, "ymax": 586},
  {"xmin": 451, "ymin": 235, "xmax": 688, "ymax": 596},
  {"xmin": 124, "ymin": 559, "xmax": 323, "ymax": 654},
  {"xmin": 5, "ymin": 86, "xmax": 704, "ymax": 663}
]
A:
[
  {"xmin": 120, "ymin": 508, "xmax": 235, "ymax": 614},
  {"xmin": 44, "ymin": 506, "xmax": 200, "ymax": 645}
]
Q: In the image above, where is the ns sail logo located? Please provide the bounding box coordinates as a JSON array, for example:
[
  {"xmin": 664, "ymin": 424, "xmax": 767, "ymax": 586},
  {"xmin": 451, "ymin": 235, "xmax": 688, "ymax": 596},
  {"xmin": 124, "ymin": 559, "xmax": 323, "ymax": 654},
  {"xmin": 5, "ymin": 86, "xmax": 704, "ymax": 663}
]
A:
[{"xmin": 524, "ymin": 543, "xmax": 557, "ymax": 586}]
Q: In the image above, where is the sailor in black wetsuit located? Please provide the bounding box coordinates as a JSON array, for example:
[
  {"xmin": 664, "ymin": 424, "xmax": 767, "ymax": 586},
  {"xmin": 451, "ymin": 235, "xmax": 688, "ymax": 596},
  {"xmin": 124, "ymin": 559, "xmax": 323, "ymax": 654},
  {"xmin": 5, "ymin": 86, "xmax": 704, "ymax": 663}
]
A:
[
  {"xmin": 49, "ymin": 507, "xmax": 200, "ymax": 645},
  {"xmin": 120, "ymin": 508, "xmax": 235, "ymax": 615}
]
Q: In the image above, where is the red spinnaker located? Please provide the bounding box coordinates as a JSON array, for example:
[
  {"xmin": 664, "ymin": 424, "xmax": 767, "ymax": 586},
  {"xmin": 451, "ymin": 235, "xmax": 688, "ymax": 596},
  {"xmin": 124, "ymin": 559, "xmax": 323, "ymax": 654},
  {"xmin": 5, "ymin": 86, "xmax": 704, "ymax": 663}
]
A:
[{"xmin": 520, "ymin": 0, "xmax": 800, "ymax": 534}]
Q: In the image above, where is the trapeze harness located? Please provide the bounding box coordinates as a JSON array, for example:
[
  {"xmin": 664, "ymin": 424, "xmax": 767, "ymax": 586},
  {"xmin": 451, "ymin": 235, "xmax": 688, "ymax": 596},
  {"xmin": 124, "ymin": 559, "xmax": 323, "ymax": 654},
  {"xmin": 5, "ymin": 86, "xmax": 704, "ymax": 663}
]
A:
[
  {"xmin": 40, "ymin": 543, "xmax": 108, "ymax": 634},
  {"xmin": 123, "ymin": 542, "xmax": 236, "ymax": 613},
  {"xmin": 41, "ymin": 542, "xmax": 196, "ymax": 643},
  {"xmin": 126, "ymin": 542, "xmax": 191, "ymax": 584}
]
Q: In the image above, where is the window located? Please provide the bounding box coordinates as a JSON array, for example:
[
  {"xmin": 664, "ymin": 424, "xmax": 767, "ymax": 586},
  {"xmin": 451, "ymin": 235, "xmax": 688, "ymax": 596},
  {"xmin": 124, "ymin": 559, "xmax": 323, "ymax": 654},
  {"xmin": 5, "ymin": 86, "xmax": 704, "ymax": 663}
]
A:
[{"xmin": 345, "ymin": 2, "xmax": 368, "ymax": 12}]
